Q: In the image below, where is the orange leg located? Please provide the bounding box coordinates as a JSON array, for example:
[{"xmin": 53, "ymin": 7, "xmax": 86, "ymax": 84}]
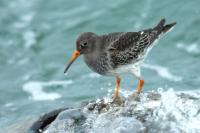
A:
[
  {"xmin": 137, "ymin": 79, "xmax": 145, "ymax": 94},
  {"xmin": 114, "ymin": 76, "xmax": 121, "ymax": 98}
]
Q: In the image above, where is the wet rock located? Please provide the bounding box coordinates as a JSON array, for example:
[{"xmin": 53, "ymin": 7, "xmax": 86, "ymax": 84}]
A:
[
  {"xmin": 28, "ymin": 108, "xmax": 68, "ymax": 133},
  {"xmin": 42, "ymin": 109, "xmax": 86, "ymax": 133},
  {"xmin": 28, "ymin": 90, "xmax": 200, "ymax": 133}
]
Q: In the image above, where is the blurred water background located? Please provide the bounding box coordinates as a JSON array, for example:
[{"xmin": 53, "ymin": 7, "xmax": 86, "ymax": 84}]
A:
[{"xmin": 0, "ymin": 0, "xmax": 200, "ymax": 131}]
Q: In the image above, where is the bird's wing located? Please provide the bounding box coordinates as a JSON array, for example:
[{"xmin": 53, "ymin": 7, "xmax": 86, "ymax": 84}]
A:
[
  {"xmin": 108, "ymin": 32, "xmax": 141, "ymax": 51},
  {"xmin": 108, "ymin": 32, "xmax": 151, "ymax": 66},
  {"xmin": 100, "ymin": 32, "xmax": 124, "ymax": 48}
]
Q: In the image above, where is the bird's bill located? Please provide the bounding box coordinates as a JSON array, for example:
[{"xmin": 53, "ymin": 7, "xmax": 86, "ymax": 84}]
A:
[{"xmin": 64, "ymin": 50, "xmax": 80, "ymax": 73}]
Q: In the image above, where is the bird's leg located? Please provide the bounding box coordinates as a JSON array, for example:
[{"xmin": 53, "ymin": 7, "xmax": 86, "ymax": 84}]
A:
[
  {"xmin": 114, "ymin": 75, "xmax": 121, "ymax": 98},
  {"xmin": 113, "ymin": 75, "xmax": 124, "ymax": 104},
  {"xmin": 128, "ymin": 68, "xmax": 144, "ymax": 101},
  {"xmin": 137, "ymin": 79, "xmax": 145, "ymax": 94},
  {"xmin": 130, "ymin": 68, "xmax": 144, "ymax": 94}
]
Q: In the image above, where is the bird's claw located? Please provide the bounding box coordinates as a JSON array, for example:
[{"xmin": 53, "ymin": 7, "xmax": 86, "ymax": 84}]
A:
[
  {"xmin": 128, "ymin": 92, "xmax": 141, "ymax": 101},
  {"xmin": 112, "ymin": 96, "xmax": 124, "ymax": 105}
]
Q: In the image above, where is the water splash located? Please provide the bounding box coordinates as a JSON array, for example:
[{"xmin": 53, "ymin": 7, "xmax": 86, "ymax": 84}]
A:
[{"xmin": 43, "ymin": 89, "xmax": 200, "ymax": 133}]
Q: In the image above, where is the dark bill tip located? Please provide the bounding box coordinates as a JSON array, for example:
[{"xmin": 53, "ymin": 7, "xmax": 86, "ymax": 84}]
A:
[{"xmin": 64, "ymin": 50, "xmax": 80, "ymax": 74}]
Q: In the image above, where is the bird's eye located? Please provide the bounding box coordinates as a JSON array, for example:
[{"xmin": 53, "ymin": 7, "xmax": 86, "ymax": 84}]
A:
[{"xmin": 81, "ymin": 42, "xmax": 87, "ymax": 47}]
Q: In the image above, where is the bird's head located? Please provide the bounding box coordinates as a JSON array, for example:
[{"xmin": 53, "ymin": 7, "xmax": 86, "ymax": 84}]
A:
[
  {"xmin": 64, "ymin": 32, "xmax": 97, "ymax": 74},
  {"xmin": 76, "ymin": 32, "xmax": 97, "ymax": 54}
]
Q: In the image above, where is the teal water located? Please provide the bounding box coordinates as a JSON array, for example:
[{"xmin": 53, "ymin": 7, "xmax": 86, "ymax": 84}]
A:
[{"xmin": 0, "ymin": 0, "xmax": 200, "ymax": 131}]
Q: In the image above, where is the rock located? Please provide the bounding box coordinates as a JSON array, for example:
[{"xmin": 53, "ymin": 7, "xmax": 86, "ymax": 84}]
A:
[
  {"xmin": 28, "ymin": 108, "xmax": 67, "ymax": 133},
  {"xmin": 28, "ymin": 90, "xmax": 200, "ymax": 133}
]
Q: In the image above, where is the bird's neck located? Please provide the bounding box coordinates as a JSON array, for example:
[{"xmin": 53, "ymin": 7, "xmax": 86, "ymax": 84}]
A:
[{"xmin": 84, "ymin": 50, "xmax": 99, "ymax": 61}]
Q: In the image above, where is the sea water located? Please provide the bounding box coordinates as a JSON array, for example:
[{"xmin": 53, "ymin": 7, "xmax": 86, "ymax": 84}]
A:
[{"xmin": 0, "ymin": 0, "xmax": 200, "ymax": 132}]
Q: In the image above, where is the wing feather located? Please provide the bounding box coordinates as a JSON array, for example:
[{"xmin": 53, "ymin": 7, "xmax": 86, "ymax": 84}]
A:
[
  {"xmin": 108, "ymin": 32, "xmax": 152, "ymax": 67},
  {"xmin": 108, "ymin": 32, "xmax": 140, "ymax": 51}
]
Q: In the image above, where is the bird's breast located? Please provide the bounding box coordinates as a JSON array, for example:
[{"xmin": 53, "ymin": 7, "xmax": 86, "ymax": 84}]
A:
[{"xmin": 83, "ymin": 52, "xmax": 111, "ymax": 75}]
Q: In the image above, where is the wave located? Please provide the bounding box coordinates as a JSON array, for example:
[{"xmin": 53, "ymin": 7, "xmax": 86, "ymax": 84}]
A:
[
  {"xmin": 176, "ymin": 43, "xmax": 200, "ymax": 54},
  {"xmin": 22, "ymin": 80, "xmax": 73, "ymax": 101},
  {"xmin": 143, "ymin": 63, "xmax": 182, "ymax": 82},
  {"xmin": 4, "ymin": 103, "xmax": 14, "ymax": 107}
]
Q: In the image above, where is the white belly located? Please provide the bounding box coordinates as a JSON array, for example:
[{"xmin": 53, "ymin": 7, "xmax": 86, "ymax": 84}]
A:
[{"xmin": 108, "ymin": 61, "xmax": 143, "ymax": 75}]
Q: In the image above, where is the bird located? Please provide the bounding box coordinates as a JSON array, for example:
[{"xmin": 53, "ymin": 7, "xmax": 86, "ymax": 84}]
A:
[{"xmin": 64, "ymin": 18, "xmax": 176, "ymax": 101}]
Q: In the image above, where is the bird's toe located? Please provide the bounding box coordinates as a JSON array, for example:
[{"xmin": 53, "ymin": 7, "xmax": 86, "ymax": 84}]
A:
[
  {"xmin": 128, "ymin": 92, "xmax": 141, "ymax": 101},
  {"xmin": 112, "ymin": 96, "xmax": 125, "ymax": 105}
]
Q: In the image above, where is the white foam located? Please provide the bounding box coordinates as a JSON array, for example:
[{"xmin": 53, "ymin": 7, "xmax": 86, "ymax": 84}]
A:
[
  {"xmin": 179, "ymin": 90, "xmax": 200, "ymax": 99},
  {"xmin": 143, "ymin": 63, "xmax": 182, "ymax": 82},
  {"xmin": 13, "ymin": 13, "xmax": 35, "ymax": 28},
  {"xmin": 152, "ymin": 89, "xmax": 200, "ymax": 132},
  {"xmin": 45, "ymin": 88, "xmax": 200, "ymax": 132},
  {"xmin": 23, "ymin": 30, "xmax": 36, "ymax": 48},
  {"xmin": 4, "ymin": 103, "xmax": 14, "ymax": 107},
  {"xmin": 21, "ymin": 13, "xmax": 34, "ymax": 23},
  {"xmin": 18, "ymin": 58, "xmax": 29, "ymax": 65},
  {"xmin": 176, "ymin": 43, "xmax": 200, "ymax": 54},
  {"xmin": 93, "ymin": 89, "xmax": 200, "ymax": 132},
  {"xmin": 23, "ymin": 80, "xmax": 73, "ymax": 101},
  {"xmin": 87, "ymin": 73, "xmax": 101, "ymax": 78},
  {"xmin": 79, "ymin": 73, "xmax": 101, "ymax": 80}
]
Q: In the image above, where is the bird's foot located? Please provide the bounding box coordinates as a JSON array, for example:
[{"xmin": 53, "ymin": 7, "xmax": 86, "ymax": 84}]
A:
[
  {"xmin": 112, "ymin": 96, "xmax": 125, "ymax": 105},
  {"xmin": 128, "ymin": 92, "xmax": 141, "ymax": 102}
]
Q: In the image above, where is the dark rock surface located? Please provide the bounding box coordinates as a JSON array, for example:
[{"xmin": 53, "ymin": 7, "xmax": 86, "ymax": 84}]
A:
[{"xmin": 28, "ymin": 108, "xmax": 68, "ymax": 133}]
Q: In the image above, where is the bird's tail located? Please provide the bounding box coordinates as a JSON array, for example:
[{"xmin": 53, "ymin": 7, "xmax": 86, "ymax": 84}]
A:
[{"xmin": 154, "ymin": 18, "xmax": 176, "ymax": 34}]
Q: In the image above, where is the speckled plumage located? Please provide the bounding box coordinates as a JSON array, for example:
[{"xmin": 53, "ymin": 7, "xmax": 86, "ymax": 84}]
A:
[
  {"xmin": 64, "ymin": 18, "xmax": 176, "ymax": 97},
  {"xmin": 83, "ymin": 19, "xmax": 176, "ymax": 76}
]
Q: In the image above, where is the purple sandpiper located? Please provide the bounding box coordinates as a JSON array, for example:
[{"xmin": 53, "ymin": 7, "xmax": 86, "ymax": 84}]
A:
[{"xmin": 64, "ymin": 18, "xmax": 176, "ymax": 100}]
